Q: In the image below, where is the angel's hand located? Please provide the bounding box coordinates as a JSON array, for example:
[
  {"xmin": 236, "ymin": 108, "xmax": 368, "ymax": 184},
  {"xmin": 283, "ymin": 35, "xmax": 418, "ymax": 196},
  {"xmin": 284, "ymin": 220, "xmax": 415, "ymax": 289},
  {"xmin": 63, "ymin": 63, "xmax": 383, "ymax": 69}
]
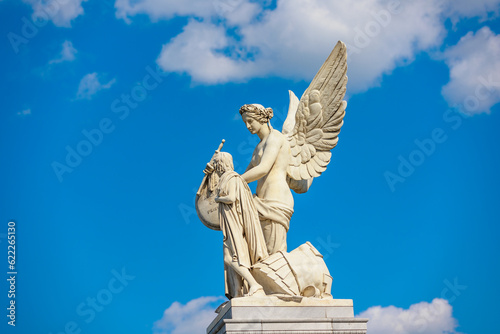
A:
[{"xmin": 204, "ymin": 163, "xmax": 214, "ymax": 174}]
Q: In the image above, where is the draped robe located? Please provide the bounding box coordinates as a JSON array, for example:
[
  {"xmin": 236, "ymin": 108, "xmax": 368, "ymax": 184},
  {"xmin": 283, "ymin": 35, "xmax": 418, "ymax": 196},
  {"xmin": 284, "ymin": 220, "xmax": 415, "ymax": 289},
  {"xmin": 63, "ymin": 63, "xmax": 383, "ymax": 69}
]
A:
[{"xmin": 218, "ymin": 171, "xmax": 269, "ymax": 298}]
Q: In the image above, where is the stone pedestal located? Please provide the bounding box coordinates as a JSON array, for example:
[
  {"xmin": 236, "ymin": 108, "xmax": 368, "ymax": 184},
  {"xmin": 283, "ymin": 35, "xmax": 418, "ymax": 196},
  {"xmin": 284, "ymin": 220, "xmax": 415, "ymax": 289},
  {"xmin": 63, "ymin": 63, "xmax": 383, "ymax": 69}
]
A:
[{"xmin": 207, "ymin": 296, "xmax": 368, "ymax": 334}]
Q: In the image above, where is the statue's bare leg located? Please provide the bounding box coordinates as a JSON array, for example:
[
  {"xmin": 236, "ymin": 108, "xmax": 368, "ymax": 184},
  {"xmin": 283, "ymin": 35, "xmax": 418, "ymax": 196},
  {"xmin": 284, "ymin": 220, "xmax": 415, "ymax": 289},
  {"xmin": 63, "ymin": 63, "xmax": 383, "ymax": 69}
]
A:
[{"xmin": 223, "ymin": 247, "xmax": 264, "ymax": 297}]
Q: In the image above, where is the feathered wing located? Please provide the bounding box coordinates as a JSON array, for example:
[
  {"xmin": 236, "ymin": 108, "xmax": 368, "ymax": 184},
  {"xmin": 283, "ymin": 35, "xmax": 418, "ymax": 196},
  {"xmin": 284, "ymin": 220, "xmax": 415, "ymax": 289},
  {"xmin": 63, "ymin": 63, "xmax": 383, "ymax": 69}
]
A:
[{"xmin": 282, "ymin": 41, "xmax": 348, "ymax": 194}]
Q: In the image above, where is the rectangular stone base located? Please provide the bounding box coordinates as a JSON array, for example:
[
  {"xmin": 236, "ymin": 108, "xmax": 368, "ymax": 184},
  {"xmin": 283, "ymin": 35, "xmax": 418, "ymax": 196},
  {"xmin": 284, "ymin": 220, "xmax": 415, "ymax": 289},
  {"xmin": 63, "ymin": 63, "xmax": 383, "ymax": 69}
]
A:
[{"xmin": 207, "ymin": 296, "xmax": 368, "ymax": 334}]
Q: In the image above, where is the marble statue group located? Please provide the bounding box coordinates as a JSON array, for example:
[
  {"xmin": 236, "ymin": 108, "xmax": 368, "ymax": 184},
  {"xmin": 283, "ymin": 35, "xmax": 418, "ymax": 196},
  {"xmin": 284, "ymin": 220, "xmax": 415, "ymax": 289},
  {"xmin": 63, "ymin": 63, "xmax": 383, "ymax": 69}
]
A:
[{"xmin": 196, "ymin": 41, "xmax": 348, "ymax": 301}]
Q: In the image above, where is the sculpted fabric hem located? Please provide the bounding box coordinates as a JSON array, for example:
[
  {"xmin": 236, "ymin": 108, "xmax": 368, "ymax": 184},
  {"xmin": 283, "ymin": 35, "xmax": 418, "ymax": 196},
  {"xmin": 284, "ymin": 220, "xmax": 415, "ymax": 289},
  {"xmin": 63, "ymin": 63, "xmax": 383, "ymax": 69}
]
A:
[{"xmin": 252, "ymin": 195, "xmax": 294, "ymax": 231}]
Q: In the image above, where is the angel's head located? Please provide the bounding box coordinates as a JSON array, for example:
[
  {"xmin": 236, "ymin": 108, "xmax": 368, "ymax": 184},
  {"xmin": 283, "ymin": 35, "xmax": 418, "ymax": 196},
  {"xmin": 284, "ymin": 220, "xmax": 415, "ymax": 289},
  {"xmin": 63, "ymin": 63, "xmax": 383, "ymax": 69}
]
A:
[
  {"xmin": 213, "ymin": 152, "xmax": 234, "ymax": 176},
  {"xmin": 239, "ymin": 104, "xmax": 273, "ymax": 134}
]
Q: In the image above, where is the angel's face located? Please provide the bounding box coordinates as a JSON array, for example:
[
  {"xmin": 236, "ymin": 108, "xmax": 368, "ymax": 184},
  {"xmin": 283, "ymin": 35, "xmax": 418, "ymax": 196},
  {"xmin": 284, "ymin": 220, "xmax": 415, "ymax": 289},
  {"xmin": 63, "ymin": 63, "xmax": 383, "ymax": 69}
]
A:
[{"xmin": 242, "ymin": 113, "xmax": 262, "ymax": 134}]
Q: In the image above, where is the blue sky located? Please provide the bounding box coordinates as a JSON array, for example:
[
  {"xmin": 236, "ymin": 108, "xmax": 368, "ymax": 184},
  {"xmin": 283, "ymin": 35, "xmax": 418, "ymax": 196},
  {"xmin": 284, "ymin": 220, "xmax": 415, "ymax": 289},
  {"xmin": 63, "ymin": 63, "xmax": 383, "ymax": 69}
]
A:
[{"xmin": 1, "ymin": 0, "xmax": 500, "ymax": 333}]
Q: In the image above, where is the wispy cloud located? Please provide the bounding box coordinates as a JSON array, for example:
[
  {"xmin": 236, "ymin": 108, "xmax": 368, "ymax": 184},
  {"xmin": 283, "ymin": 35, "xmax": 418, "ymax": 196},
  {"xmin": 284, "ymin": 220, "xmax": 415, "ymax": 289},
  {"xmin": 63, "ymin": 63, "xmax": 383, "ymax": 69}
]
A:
[
  {"xmin": 114, "ymin": 0, "xmax": 218, "ymax": 23},
  {"xmin": 23, "ymin": 0, "xmax": 88, "ymax": 27},
  {"xmin": 153, "ymin": 296, "xmax": 224, "ymax": 334},
  {"xmin": 49, "ymin": 40, "xmax": 77, "ymax": 64},
  {"xmin": 358, "ymin": 298, "xmax": 461, "ymax": 334},
  {"xmin": 445, "ymin": 0, "xmax": 500, "ymax": 23},
  {"xmin": 75, "ymin": 73, "xmax": 115, "ymax": 100},
  {"xmin": 441, "ymin": 27, "xmax": 500, "ymax": 114}
]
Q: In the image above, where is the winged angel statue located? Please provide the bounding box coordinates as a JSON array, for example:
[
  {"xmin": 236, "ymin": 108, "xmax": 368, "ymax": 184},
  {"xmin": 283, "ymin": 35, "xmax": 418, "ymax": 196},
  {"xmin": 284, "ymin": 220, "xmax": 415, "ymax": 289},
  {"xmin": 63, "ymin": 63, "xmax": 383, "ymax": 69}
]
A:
[{"xmin": 196, "ymin": 41, "xmax": 347, "ymax": 299}]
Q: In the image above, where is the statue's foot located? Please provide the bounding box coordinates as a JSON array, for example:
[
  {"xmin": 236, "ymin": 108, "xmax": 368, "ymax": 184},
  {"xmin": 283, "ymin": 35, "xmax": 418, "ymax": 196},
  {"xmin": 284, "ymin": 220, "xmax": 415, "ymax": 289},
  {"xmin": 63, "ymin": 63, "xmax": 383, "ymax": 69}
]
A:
[{"xmin": 247, "ymin": 284, "xmax": 265, "ymax": 297}]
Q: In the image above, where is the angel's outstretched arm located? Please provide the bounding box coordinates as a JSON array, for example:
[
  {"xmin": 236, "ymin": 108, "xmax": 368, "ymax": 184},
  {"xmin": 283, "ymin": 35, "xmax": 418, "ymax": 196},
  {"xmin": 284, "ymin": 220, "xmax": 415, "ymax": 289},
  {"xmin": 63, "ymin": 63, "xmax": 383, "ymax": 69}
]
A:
[
  {"xmin": 241, "ymin": 132, "xmax": 282, "ymax": 183},
  {"xmin": 244, "ymin": 159, "xmax": 255, "ymax": 173}
]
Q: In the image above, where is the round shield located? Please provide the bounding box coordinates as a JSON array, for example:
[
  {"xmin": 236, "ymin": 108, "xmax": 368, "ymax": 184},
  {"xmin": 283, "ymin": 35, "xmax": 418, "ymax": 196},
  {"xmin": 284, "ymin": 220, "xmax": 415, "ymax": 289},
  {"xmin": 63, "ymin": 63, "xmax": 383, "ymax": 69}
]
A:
[{"xmin": 195, "ymin": 175, "xmax": 221, "ymax": 231}]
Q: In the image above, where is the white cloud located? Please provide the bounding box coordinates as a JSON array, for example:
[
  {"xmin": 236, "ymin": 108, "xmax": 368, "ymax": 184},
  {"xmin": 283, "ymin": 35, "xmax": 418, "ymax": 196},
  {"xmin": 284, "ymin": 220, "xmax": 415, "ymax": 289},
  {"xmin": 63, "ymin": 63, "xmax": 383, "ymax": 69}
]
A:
[
  {"xmin": 153, "ymin": 296, "xmax": 224, "ymax": 334},
  {"xmin": 358, "ymin": 298, "xmax": 461, "ymax": 334},
  {"xmin": 76, "ymin": 73, "xmax": 116, "ymax": 100},
  {"xmin": 443, "ymin": 0, "xmax": 500, "ymax": 23},
  {"xmin": 441, "ymin": 27, "xmax": 500, "ymax": 114},
  {"xmin": 117, "ymin": 0, "xmax": 500, "ymax": 115},
  {"xmin": 115, "ymin": 0, "xmax": 215, "ymax": 23},
  {"xmin": 50, "ymin": 40, "xmax": 77, "ymax": 64},
  {"xmin": 151, "ymin": 0, "xmax": 452, "ymax": 92},
  {"xmin": 156, "ymin": 20, "xmax": 264, "ymax": 84},
  {"xmin": 23, "ymin": 0, "xmax": 88, "ymax": 27},
  {"xmin": 115, "ymin": 0, "xmax": 261, "ymax": 24}
]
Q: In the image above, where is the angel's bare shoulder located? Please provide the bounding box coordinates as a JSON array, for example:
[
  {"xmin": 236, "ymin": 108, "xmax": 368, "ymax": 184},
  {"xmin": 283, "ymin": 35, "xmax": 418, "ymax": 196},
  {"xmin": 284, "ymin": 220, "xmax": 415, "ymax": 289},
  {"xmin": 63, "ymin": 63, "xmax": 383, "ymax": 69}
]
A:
[{"xmin": 267, "ymin": 129, "xmax": 286, "ymax": 144}]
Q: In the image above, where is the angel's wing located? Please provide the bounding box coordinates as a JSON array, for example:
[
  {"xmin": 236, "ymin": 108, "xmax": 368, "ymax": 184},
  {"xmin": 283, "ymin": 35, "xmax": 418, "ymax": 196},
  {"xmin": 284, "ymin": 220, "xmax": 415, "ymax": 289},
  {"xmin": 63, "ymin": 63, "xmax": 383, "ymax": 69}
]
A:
[{"xmin": 283, "ymin": 41, "xmax": 347, "ymax": 194}]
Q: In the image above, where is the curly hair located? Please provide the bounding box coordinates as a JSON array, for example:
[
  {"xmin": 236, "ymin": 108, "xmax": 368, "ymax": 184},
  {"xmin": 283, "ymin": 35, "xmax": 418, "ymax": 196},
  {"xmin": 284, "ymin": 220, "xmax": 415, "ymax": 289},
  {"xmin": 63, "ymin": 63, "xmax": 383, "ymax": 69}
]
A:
[{"xmin": 239, "ymin": 104, "xmax": 274, "ymax": 124}]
